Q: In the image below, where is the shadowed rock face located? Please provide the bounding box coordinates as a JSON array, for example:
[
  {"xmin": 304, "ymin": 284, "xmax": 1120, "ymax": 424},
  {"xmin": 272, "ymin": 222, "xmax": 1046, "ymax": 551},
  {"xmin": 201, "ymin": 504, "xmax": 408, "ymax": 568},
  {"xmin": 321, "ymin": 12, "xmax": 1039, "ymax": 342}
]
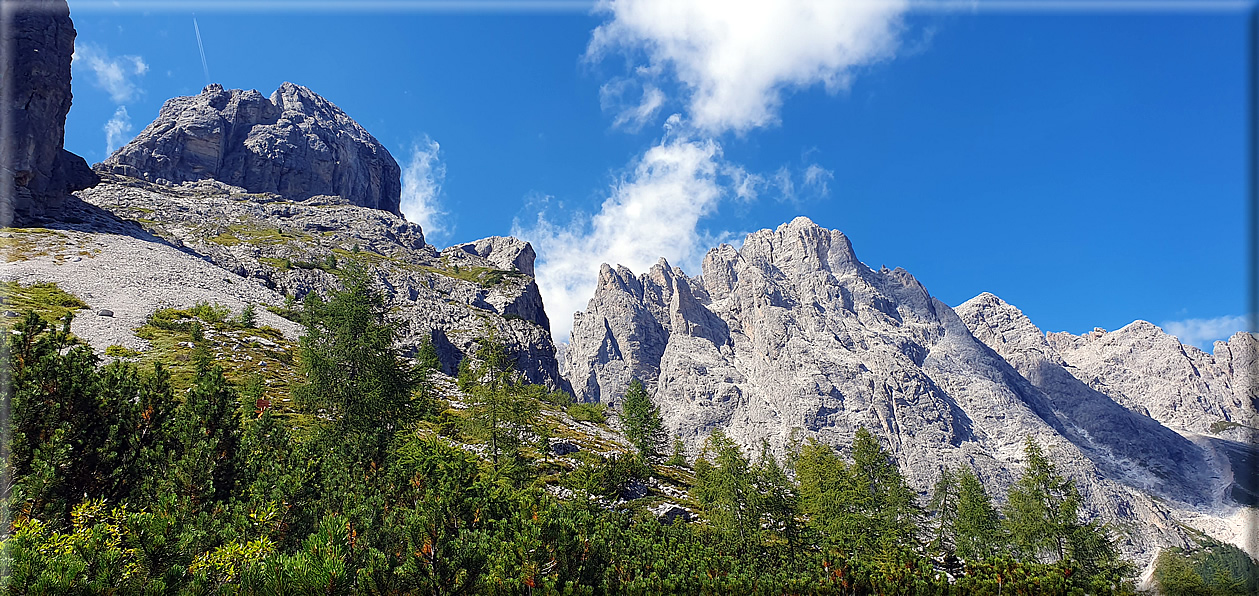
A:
[
  {"xmin": 100, "ymin": 82, "xmax": 401, "ymax": 214},
  {"xmin": 1045, "ymin": 321, "xmax": 1258, "ymax": 439},
  {"xmin": 2, "ymin": 0, "xmax": 98, "ymax": 219},
  {"xmin": 956, "ymin": 293, "xmax": 1213, "ymax": 505},
  {"xmin": 562, "ymin": 216, "xmax": 1249, "ymax": 565}
]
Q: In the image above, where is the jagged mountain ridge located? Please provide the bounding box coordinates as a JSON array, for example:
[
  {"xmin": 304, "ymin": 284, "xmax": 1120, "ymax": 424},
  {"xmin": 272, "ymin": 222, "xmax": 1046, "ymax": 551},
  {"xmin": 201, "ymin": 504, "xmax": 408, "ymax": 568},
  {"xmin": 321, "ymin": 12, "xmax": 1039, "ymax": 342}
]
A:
[
  {"xmin": 562, "ymin": 216, "xmax": 1255, "ymax": 567},
  {"xmin": 4, "ymin": 0, "xmax": 1252, "ymax": 573},
  {"xmin": 1046, "ymin": 321, "xmax": 1257, "ymax": 440}
]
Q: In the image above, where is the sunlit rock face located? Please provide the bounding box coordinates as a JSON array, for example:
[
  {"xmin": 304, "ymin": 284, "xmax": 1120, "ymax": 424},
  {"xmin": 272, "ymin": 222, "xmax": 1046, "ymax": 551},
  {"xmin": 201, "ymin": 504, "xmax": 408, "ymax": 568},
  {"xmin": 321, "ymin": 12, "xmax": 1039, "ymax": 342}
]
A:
[
  {"xmin": 101, "ymin": 82, "xmax": 401, "ymax": 214},
  {"xmin": 563, "ymin": 216, "xmax": 1252, "ymax": 565}
]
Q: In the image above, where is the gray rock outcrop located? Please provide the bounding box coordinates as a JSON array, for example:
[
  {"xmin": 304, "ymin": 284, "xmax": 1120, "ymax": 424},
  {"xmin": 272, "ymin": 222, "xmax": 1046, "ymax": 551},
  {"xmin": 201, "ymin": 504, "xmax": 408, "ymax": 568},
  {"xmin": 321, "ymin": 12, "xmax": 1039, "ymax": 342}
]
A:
[
  {"xmin": 1045, "ymin": 322, "xmax": 1258, "ymax": 439},
  {"xmin": 449, "ymin": 236, "xmax": 537, "ymax": 277},
  {"xmin": 78, "ymin": 172, "xmax": 569, "ymax": 393},
  {"xmin": 100, "ymin": 82, "xmax": 401, "ymax": 214},
  {"xmin": 955, "ymin": 293, "xmax": 1215, "ymax": 505},
  {"xmin": 562, "ymin": 216, "xmax": 1249, "ymax": 566},
  {"xmin": 2, "ymin": 0, "xmax": 98, "ymax": 220}
]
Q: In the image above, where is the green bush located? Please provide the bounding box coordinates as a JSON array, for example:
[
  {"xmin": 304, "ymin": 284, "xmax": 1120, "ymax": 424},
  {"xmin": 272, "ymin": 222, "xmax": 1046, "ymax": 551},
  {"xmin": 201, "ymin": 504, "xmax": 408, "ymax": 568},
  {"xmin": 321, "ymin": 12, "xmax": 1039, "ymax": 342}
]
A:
[
  {"xmin": 233, "ymin": 304, "xmax": 258, "ymax": 329},
  {"xmin": 189, "ymin": 301, "xmax": 231, "ymax": 324},
  {"xmin": 104, "ymin": 345, "xmax": 140, "ymax": 359},
  {"xmin": 567, "ymin": 402, "xmax": 607, "ymax": 424}
]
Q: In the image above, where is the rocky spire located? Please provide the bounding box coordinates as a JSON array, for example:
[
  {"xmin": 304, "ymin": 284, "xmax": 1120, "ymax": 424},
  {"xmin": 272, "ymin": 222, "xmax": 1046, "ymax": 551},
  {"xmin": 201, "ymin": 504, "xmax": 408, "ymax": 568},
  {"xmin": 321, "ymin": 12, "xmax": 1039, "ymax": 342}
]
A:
[{"xmin": 1, "ymin": 0, "xmax": 99, "ymax": 222}]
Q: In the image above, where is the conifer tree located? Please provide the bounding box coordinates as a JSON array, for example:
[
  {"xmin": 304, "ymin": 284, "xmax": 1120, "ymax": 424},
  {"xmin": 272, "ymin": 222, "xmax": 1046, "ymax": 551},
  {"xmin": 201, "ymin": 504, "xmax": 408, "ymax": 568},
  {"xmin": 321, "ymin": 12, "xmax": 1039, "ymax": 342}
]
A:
[
  {"xmin": 168, "ymin": 361, "xmax": 243, "ymax": 507},
  {"xmin": 753, "ymin": 440, "xmax": 801, "ymax": 549},
  {"xmin": 666, "ymin": 434, "xmax": 688, "ymax": 467},
  {"xmin": 848, "ymin": 427, "xmax": 919, "ymax": 554},
  {"xmin": 620, "ymin": 379, "xmax": 665, "ymax": 461},
  {"xmin": 693, "ymin": 430, "xmax": 760, "ymax": 546},
  {"xmin": 295, "ymin": 266, "xmax": 417, "ymax": 461},
  {"xmin": 462, "ymin": 336, "xmax": 537, "ymax": 469},
  {"xmin": 954, "ymin": 465, "xmax": 1004, "ymax": 562},
  {"xmin": 1003, "ymin": 437, "xmax": 1080, "ymax": 563},
  {"xmin": 928, "ymin": 466, "xmax": 959, "ymax": 557}
]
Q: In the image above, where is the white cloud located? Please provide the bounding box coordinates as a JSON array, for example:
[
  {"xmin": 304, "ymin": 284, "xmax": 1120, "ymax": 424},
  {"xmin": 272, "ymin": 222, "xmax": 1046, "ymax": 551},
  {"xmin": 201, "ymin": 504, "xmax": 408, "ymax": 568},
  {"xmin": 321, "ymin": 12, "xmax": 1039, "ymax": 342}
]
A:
[
  {"xmin": 399, "ymin": 137, "xmax": 450, "ymax": 244},
  {"xmin": 604, "ymin": 82, "xmax": 665, "ymax": 131},
  {"xmin": 773, "ymin": 166, "xmax": 795, "ymax": 201},
  {"xmin": 588, "ymin": 0, "xmax": 908, "ymax": 135},
  {"xmin": 763, "ymin": 163, "xmax": 834, "ymax": 203},
  {"xmin": 515, "ymin": 118, "xmax": 740, "ymax": 341},
  {"xmin": 803, "ymin": 163, "xmax": 834, "ymax": 196},
  {"xmin": 526, "ymin": 0, "xmax": 895, "ymax": 340},
  {"xmin": 72, "ymin": 44, "xmax": 148, "ymax": 104},
  {"xmin": 1161, "ymin": 315, "xmax": 1250, "ymax": 350},
  {"xmin": 104, "ymin": 106, "xmax": 133, "ymax": 155}
]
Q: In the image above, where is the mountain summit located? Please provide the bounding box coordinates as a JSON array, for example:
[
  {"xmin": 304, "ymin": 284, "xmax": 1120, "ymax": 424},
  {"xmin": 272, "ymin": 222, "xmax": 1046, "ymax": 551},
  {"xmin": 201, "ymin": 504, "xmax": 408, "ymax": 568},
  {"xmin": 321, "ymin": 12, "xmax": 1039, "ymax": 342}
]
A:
[
  {"xmin": 101, "ymin": 82, "xmax": 402, "ymax": 214},
  {"xmin": 562, "ymin": 216, "xmax": 1256, "ymax": 565}
]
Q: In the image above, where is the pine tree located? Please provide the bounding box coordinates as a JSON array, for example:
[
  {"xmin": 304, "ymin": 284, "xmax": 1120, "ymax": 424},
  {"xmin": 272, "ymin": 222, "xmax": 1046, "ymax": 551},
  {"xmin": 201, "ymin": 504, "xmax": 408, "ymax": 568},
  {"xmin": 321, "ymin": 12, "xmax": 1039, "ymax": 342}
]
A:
[
  {"xmin": 793, "ymin": 437, "xmax": 850, "ymax": 545},
  {"xmin": 295, "ymin": 266, "xmax": 417, "ymax": 461},
  {"xmin": 1003, "ymin": 436, "xmax": 1081, "ymax": 563},
  {"xmin": 167, "ymin": 361, "xmax": 243, "ymax": 508},
  {"xmin": 620, "ymin": 379, "xmax": 665, "ymax": 461},
  {"xmin": 928, "ymin": 466, "xmax": 959, "ymax": 557},
  {"xmin": 954, "ymin": 465, "xmax": 1004, "ymax": 562},
  {"xmin": 753, "ymin": 440, "xmax": 801, "ymax": 549},
  {"xmin": 693, "ymin": 430, "xmax": 760, "ymax": 546},
  {"xmin": 462, "ymin": 336, "xmax": 537, "ymax": 469},
  {"xmin": 666, "ymin": 434, "xmax": 688, "ymax": 467},
  {"xmin": 848, "ymin": 427, "xmax": 919, "ymax": 554}
]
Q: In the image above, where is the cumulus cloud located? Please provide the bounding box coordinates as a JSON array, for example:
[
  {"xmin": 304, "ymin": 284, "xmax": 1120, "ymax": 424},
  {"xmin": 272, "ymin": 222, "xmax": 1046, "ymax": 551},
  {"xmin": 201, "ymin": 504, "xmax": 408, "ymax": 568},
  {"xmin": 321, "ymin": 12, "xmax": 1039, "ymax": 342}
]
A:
[
  {"xmin": 515, "ymin": 118, "xmax": 741, "ymax": 341},
  {"xmin": 72, "ymin": 44, "xmax": 148, "ymax": 104},
  {"xmin": 104, "ymin": 106, "xmax": 133, "ymax": 155},
  {"xmin": 587, "ymin": 0, "xmax": 909, "ymax": 134},
  {"xmin": 1161, "ymin": 315, "xmax": 1251, "ymax": 351},
  {"xmin": 399, "ymin": 137, "xmax": 451, "ymax": 244},
  {"xmin": 525, "ymin": 0, "xmax": 898, "ymax": 340}
]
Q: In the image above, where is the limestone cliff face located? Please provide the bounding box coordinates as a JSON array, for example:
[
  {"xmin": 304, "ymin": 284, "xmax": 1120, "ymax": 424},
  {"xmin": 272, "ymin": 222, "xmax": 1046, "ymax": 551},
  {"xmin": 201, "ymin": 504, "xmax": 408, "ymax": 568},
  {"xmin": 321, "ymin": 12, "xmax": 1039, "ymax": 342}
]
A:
[
  {"xmin": 955, "ymin": 294, "xmax": 1218, "ymax": 505},
  {"xmin": 1045, "ymin": 322, "xmax": 1258, "ymax": 440},
  {"xmin": 101, "ymin": 83, "xmax": 401, "ymax": 214},
  {"xmin": 562, "ymin": 216, "xmax": 1249, "ymax": 564},
  {"xmin": 2, "ymin": 0, "xmax": 98, "ymax": 219}
]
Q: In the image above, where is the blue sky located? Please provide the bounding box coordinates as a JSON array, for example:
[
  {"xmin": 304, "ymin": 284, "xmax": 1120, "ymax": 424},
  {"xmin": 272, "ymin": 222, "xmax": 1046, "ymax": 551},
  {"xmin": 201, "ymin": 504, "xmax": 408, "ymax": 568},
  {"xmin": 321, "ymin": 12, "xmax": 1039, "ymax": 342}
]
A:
[{"xmin": 62, "ymin": 1, "xmax": 1250, "ymax": 348}]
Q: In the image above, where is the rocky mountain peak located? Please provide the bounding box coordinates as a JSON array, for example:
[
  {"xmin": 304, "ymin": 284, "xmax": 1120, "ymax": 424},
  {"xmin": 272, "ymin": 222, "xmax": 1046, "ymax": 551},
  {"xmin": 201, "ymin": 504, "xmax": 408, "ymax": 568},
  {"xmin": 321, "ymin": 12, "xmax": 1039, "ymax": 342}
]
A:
[
  {"xmin": 563, "ymin": 217, "xmax": 1258, "ymax": 565},
  {"xmin": 957, "ymin": 291, "xmax": 1059, "ymax": 359},
  {"xmin": 1046, "ymin": 319, "xmax": 1258, "ymax": 440},
  {"xmin": 100, "ymin": 82, "xmax": 402, "ymax": 214},
  {"xmin": 735, "ymin": 216, "xmax": 862, "ymax": 278}
]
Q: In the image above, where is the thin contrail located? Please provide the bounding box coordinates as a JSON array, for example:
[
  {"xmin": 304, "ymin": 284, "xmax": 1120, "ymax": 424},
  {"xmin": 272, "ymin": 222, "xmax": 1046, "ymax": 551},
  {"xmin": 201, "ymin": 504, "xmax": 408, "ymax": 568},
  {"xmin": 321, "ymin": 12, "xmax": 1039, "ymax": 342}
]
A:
[{"xmin": 193, "ymin": 15, "xmax": 210, "ymax": 85}]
